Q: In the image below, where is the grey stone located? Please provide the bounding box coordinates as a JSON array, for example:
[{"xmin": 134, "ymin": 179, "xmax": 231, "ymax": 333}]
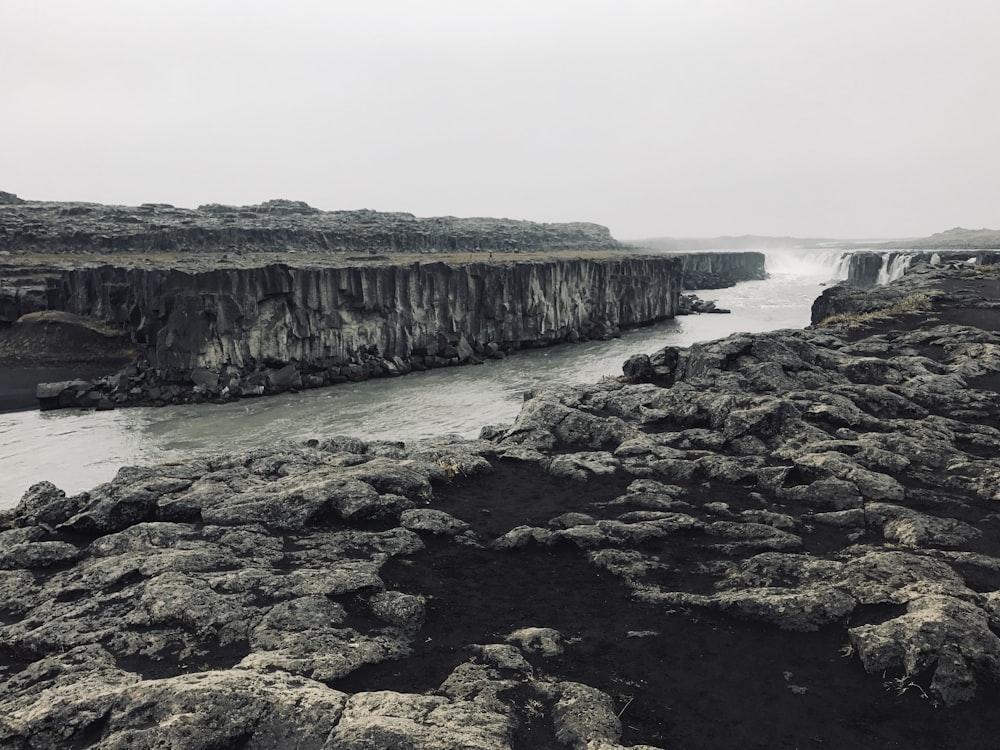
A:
[{"xmin": 399, "ymin": 508, "xmax": 471, "ymax": 536}]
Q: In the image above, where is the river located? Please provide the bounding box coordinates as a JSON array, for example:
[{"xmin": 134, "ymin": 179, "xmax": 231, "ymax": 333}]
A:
[{"xmin": 0, "ymin": 249, "xmax": 852, "ymax": 508}]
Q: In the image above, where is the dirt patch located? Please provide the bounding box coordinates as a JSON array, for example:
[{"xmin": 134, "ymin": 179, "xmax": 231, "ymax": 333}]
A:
[
  {"xmin": 344, "ymin": 464, "xmax": 1000, "ymax": 749},
  {"xmin": 0, "ymin": 311, "xmax": 136, "ymax": 412},
  {"xmin": 0, "ymin": 311, "xmax": 134, "ymax": 364}
]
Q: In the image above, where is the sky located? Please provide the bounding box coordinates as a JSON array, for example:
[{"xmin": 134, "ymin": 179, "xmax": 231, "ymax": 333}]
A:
[{"xmin": 2, "ymin": 1, "xmax": 998, "ymax": 240}]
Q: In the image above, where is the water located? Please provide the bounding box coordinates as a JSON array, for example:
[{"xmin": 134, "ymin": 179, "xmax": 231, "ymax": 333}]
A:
[
  {"xmin": 0, "ymin": 249, "xmax": 851, "ymax": 508},
  {"xmin": 876, "ymin": 252, "xmax": 916, "ymax": 285}
]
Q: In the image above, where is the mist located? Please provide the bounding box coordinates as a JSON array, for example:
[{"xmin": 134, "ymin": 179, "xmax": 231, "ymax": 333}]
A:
[{"xmin": 2, "ymin": 0, "xmax": 998, "ymax": 240}]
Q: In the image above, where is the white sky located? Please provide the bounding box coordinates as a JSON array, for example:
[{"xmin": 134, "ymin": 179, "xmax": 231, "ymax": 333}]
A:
[{"xmin": 2, "ymin": 0, "xmax": 998, "ymax": 239}]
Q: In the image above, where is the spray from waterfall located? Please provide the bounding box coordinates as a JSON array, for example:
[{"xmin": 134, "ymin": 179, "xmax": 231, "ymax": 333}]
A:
[
  {"xmin": 875, "ymin": 253, "xmax": 916, "ymax": 285},
  {"xmin": 762, "ymin": 248, "xmax": 852, "ymax": 281}
]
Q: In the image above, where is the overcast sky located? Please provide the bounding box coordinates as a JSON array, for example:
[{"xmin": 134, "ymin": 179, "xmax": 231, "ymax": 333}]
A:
[{"xmin": 2, "ymin": 1, "xmax": 997, "ymax": 239}]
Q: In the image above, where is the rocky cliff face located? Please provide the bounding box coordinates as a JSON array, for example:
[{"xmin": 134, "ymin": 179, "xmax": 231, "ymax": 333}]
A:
[
  {"xmin": 846, "ymin": 250, "xmax": 1000, "ymax": 286},
  {"xmin": 0, "ymin": 196, "xmax": 621, "ymax": 254},
  {"xmin": 51, "ymin": 257, "xmax": 683, "ymax": 389},
  {"xmin": 680, "ymin": 251, "xmax": 766, "ymax": 288}
]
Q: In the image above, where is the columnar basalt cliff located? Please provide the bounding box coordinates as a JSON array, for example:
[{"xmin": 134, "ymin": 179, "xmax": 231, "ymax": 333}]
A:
[
  {"xmin": 65, "ymin": 257, "xmax": 684, "ymax": 374},
  {"xmin": 679, "ymin": 251, "xmax": 766, "ymax": 288},
  {"xmin": 0, "ymin": 192, "xmax": 773, "ymax": 409},
  {"xmin": 845, "ymin": 250, "xmax": 1000, "ymax": 287},
  {"xmin": 30, "ymin": 257, "xmax": 683, "ymax": 406}
]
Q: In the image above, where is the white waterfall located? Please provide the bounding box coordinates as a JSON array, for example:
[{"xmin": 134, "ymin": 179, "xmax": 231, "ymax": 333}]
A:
[
  {"xmin": 762, "ymin": 248, "xmax": 852, "ymax": 281},
  {"xmin": 875, "ymin": 253, "xmax": 916, "ymax": 285}
]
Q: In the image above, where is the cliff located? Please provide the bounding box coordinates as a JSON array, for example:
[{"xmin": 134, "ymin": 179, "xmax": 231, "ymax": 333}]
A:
[
  {"xmin": 0, "ymin": 195, "xmax": 621, "ymax": 255},
  {"xmin": 0, "ymin": 249, "xmax": 774, "ymax": 409},
  {"xmin": 845, "ymin": 250, "xmax": 1000, "ymax": 286},
  {"xmin": 28, "ymin": 256, "xmax": 683, "ymax": 406},
  {"xmin": 679, "ymin": 251, "xmax": 766, "ymax": 288}
]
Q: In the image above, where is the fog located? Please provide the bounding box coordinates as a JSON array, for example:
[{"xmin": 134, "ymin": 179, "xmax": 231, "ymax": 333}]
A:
[{"xmin": 2, "ymin": 0, "xmax": 998, "ymax": 239}]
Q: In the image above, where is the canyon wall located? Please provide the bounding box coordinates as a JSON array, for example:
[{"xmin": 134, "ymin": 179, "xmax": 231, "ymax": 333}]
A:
[
  {"xmin": 846, "ymin": 250, "xmax": 1000, "ymax": 286},
  {"xmin": 52, "ymin": 257, "xmax": 684, "ymax": 384},
  {"xmin": 680, "ymin": 251, "xmax": 766, "ymax": 288},
  {"xmin": 4, "ymin": 250, "xmax": 771, "ymax": 407}
]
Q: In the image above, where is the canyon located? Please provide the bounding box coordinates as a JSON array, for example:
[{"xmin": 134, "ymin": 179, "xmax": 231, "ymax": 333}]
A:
[
  {"xmin": 4, "ymin": 258, "xmax": 1000, "ymax": 748},
  {"xmin": 0, "ymin": 195, "xmax": 767, "ymax": 410}
]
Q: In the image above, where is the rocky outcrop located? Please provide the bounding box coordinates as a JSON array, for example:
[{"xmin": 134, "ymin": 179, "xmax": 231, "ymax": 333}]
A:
[
  {"xmin": 677, "ymin": 293, "xmax": 730, "ymax": 315},
  {"xmin": 0, "ymin": 439, "xmax": 667, "ymax": 750},
  {"xmin": 0, "ymin": 197, "xmax": 622, "ymax": 255},
  {"xmin": 812, "ymin": 256, "xmax": 1000, "ymax": 324},
  {"xmin": 29, "ymin": 257, "xmax": 682, "ymax": 407},
  {"xmin": 680, "ymin": 251, "xmax": 766, "ymax": 289},
  {"xmin": 5, "ymin": 264, "xmax": 1000, "ymax": 746},
  {"xmin": 810, "ymin": 282, "xmax": 915, "ymax": 325},
  {"xmin": 845, "ymin": 250, "xmax": 1000, "ymax": 287},
  {"xmin": 488, "ymin": 280, "xmax": 1000, "ymax": 710},
  {"xmin": 0, "ymin": 194, "xmax": 770, "ymax": 412}
]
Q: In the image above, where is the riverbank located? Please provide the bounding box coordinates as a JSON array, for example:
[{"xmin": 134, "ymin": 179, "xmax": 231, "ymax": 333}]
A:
[
  {"xmin": 4, "ymin": 260, "xmax": 1000, "ymax": 748},
  {"xmin": 0, "ymin": 311, "xmax": 137, "ymax": 412},
  {"xmin": 1, "ymin": 251, "xmax": 769, "ymax": 414}
]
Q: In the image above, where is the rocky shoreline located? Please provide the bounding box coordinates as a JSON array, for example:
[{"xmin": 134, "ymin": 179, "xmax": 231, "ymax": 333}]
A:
[
  {"xmin": 4, "ymin": 259, "xmax": 1000, "ymax": 747},
  {"xmin": 0, "ymin": 195, "xmax": 772, "ymax": 414}
]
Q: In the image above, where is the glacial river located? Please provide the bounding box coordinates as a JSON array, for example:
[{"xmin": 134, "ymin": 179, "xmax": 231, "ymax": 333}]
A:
[{"xmin": 0, "ymin": 249, "xmax": 855, "ymax": 508}]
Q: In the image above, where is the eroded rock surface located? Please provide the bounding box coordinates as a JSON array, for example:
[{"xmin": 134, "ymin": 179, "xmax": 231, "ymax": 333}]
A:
[
  {"xmin": 5, "ymin": 264, "xmax": 1000, "ymax": 747},
  {"xmin": 0, "ymin": 197, "xmax": 622, "ymax": 256}
]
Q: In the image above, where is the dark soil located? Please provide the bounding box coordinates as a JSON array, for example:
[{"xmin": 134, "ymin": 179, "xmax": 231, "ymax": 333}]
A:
[
  {"xmin": 0, "ymin": 313, "xmax": 136, "ymax": 412},
  {"xmin": 336, "ymin": 463, "xmax": 1000, "ymax": 750}
]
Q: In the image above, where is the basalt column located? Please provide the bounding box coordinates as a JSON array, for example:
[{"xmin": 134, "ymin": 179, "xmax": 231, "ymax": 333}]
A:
[{"xmin": 53, "ymin": 257, "xmax": 685, "ymax": 381}]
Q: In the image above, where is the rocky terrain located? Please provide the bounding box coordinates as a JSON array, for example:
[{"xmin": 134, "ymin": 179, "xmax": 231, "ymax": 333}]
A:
[
  {"xmin": 844, "ymin": 249, "xmax": 1000, "ymax": 287},
  {"xmin": 0, "ymin": 192, "xmax": 772, "ymax": 413},
  {"xmin": 4, "ymin": 259, "xmax": 1000, "ymax": 747},
  {"xmin": 0, "ymin": 193, "xmax": 621, "ymax": 255},
  {"xmin": 0, "ymin": 252, "xmax": 766, "ymax": 413}
]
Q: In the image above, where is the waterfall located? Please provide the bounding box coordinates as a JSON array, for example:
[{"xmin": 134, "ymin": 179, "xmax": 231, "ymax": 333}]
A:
[
  {"xmin": 762, "ymin": 248, "xmax": 852, "ymax": 281},
  {"xmin": 875, "ymin": 252, "xmax": 916, "ymax": 285}
]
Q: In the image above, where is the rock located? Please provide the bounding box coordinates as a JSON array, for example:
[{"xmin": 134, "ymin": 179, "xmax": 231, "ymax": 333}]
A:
[
  {"xmin": 622, "ymin": 354, "xmax": 655, "ymax": 382},
  {"xmin": 15, "ymin": 253, "xmax": 699, "ymax": 407},
  {"xmin": 850, "ymin": 595, "xmax": 1000, "ymax": 706},
  {"xmin": 547, "ymin": 452, "xmax": 620, "ymax": 482},
  {"xmin": 399, "ymin": 508, "xmax": 471, "ymax": 536},
  {"xmin": 189, "ymin": 366, "xmax": 219, "ymax": 391},
  {"xmin": 0, "ymin": 665, "xmax": 348, "ymax": 750},
  {"xmin": 266, "ymin": 363, "xmax": 302, "ymax": 392},
  {"xmin": 791, "ymin": 452, "xmax": 905, "ymax": 502},
  {"xmin": 325, "ymin": 687, "xmax": 514, "ymax": 750},
  {"xmin": 59, "ymin": 485, "xmax": 160, "ymax": 534},
  {"xmin": 0, "ymin": 540, "xmax": 81, "ymax": 569},
  {"xmin": 368, "ymin": 591, "xmax": 426, "ymax": 633},
  {"xmin": 1, "ymin": 198, "xmax": 622, "ymax": 256},
  {"xmin": 36, "ymin": 380, "xmax": 94, "ymax": 410},
  {"xmin": 548, "ymin": 681, "xmax": 623, "ymax": 750},
  {"xmin": 13, "ymin": 482, "xmax": 82, "ymax": 528},
  {"xmin": 549, "ymin": 512, "xmax": 597, "ymax": 530},
  {"xmin": 506, "ymin": 627, "xmax": 566, "ymax": 657}
]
